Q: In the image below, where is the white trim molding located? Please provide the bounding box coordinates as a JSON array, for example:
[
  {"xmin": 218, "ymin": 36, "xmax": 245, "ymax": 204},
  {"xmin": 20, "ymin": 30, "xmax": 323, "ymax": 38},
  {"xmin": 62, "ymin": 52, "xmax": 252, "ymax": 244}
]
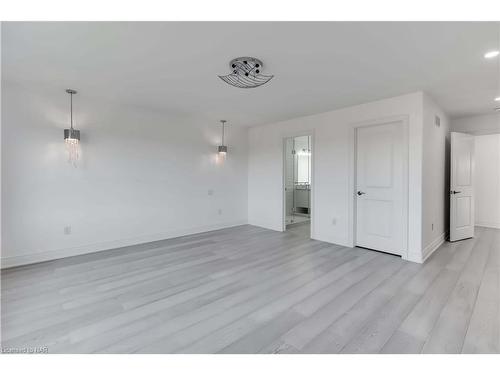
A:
[
  {"xmin": 475, "ymin": 222, "xmax": 500, "ymax": 230},
  {"xmin": 422, "ymin": 231, "xmax": 448, "ymax": 263},
  {"xmin": 1, "ymin": 220, "xmax": 248, "ymax": 269}
]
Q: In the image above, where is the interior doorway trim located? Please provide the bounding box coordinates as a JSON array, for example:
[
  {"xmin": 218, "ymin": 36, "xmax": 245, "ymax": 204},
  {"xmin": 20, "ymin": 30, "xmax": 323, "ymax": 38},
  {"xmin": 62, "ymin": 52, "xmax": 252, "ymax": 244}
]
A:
[
  {"xmin": 348, "ymin": 115, "xmax": 409, "ymax": 260},
  {"xmin": 281, "ymin": 130, "xmax": 315, "ymax": 238}
]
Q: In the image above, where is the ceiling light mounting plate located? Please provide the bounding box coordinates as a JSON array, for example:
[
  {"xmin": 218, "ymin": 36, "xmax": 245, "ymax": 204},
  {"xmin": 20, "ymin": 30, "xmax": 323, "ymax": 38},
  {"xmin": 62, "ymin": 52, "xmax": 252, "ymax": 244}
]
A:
[{"xmin": 228, "ymin": 57, "xmax": 263, "ymax": 71}]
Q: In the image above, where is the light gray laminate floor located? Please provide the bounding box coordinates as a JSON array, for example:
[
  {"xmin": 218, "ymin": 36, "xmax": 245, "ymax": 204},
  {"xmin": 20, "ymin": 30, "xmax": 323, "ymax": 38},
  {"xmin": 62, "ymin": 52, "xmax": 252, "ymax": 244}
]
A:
[{"xmin": 1, "ymin": 224, "xmax": 499, "ymax": 354}]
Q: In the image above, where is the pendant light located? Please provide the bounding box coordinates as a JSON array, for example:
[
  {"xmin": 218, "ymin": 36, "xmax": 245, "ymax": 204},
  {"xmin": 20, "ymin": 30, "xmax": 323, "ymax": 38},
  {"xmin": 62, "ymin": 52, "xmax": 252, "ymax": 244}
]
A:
[
  {"xmin": 63, "ymin": 89, "xmax": 80, "ymax": 165},
  {"xmin": 218, "ymin": 120, "xmax": 228, "ymax": 156}
]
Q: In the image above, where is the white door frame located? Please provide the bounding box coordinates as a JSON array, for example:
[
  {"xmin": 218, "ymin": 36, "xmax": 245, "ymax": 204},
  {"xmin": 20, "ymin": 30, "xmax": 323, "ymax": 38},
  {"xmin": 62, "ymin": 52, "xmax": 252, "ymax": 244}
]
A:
[
  {"xmin": 348, "ymin": 115, "xmax": 410, "ymax": 260},
  {"xmin": 282, "ymin": 130, "xmax": 315, "ymax": 237}
]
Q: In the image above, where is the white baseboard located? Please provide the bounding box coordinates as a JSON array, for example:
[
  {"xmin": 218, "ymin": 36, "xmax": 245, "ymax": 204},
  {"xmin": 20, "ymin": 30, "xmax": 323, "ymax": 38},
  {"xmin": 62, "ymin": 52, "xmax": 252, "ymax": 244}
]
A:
[
  {"xmin": 1, "ymin": 220, "xmax": 248, "ymax": 269},
  {"xmin": 404, "ymin": 251, "xmax": 423, "ymax": 264},
  {"xmin": 247, "ymin": 219, "xmax": 283, "ymax": 232},
  {"xmin": 311, "ymin": 233, "xmax": 350, "ymax": 248},
  {"xmin": 422, "ymin": 231, "xmax": 448, "ymax": 263},
  {"xmin": 475, "ymin": 221, "xmax": 500, "ymax": 229}
]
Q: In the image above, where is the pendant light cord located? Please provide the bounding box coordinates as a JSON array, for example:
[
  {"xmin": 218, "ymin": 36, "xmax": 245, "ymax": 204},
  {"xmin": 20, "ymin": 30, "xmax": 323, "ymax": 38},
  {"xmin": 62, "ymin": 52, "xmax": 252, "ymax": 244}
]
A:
[
  {"xmin": 221, "ymin": 120, "xmax": 226, "ymax": 146},
  {"xmin": 70, "ymin": 92, "xmax": 73, "ymax": 130}
]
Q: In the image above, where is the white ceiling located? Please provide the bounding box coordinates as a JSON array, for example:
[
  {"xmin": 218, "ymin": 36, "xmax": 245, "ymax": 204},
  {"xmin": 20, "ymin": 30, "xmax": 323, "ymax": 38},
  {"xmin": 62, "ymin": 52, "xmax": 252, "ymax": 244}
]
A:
[{"xmin": 2, "ymin": 22, "xmax": 500, "ymax": 126}]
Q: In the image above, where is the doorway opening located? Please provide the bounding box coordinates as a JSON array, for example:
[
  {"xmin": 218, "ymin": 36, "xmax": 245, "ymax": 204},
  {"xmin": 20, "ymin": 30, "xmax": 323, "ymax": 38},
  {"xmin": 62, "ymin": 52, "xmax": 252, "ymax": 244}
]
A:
[
  {"xmin": 450, "ymin": 132, "xmax": 500, "ymax": 240},
  {"xmin": 283, "ymin": 135, "xmax": 312, "ymax": 236}
]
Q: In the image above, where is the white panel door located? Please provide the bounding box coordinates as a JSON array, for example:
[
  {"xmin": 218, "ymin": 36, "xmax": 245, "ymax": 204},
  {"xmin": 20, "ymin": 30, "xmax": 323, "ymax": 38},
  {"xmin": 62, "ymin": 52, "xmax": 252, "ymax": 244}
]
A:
[
  {"xmin": 450, "ymin": 132, "xmax": 475, "ymax": 241},
  {"xmin": 356, "ymin": 121, "xmax": 406, "ymax": 255}
]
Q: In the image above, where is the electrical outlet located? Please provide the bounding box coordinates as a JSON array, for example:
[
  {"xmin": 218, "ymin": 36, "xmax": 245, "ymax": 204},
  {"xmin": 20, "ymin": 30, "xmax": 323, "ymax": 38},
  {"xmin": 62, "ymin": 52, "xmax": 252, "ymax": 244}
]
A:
[
  {"xmin": 208, "ymin": 189, "xmax": 214, "ymax": 196},
  {"xmin": 332, "ymin": 218, "xmax": 337, "ymax": 225},
  {"xmin": 64, "ymin": 226, "xmax": 72, "ymax": 235},
  {"xmin": 218, "ymin": 209, "xmax": 222, "ymax": 215}
]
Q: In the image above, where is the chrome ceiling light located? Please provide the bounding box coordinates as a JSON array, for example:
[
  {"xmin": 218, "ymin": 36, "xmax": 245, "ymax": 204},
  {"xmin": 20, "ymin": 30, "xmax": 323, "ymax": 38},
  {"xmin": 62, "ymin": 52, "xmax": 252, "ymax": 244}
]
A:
[
  {"xmin": 219, "ymin": 57, "xmax": 273, "ymax": 88},
  {"xmin": 64, "ymin": 89, "xmax": 80, "ymax": 166},
  {"xmin": 218, "ymin": 120, "xmax": 228, "ymax": 156}
]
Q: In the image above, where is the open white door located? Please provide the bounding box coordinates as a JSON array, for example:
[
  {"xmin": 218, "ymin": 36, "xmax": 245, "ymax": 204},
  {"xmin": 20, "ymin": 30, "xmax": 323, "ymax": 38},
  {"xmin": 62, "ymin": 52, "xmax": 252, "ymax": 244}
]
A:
[
  {"xmin": 450, "ymin": 132, "xmax": 475, "ymax": 241},
  {"xmin": 355, "ymin": 121, "xmax": 406, "ymax": 255}
]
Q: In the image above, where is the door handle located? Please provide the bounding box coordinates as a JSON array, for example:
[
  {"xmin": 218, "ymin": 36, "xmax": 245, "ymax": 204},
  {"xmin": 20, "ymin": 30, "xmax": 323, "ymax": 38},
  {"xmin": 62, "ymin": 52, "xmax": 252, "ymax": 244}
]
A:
[
  {"xmin": 450, "ymin": 190, "xmax": 461, "ymax": 194},
  {"xmin": 357, "ymin": 191, "xmax": 366, "ymax": 196}
]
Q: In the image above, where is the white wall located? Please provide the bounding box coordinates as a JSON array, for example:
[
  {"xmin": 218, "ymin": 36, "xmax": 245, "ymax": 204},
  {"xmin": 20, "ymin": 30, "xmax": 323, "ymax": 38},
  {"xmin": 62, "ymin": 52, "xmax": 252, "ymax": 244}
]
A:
[
  {"xmin": 451, "ymin": 113, "xmax": 500, "ymax": 135},
  {"xmin": 1, "ymin": 82, "xmax": 248, "ymax": 267},
  {"xmin": 1, "ymin": 84, "xmax": 454, "ymax": 266},
  {"xmin": 421, "ymin": 93, "xmax": 450, "ymax": 261},
  {"xmin": 474, "ymin": 134, "xmax": 500, "ymax": 229},
  {"xmin": 248, "ymin": 92, "xmax": 425, "ymax": 262}
]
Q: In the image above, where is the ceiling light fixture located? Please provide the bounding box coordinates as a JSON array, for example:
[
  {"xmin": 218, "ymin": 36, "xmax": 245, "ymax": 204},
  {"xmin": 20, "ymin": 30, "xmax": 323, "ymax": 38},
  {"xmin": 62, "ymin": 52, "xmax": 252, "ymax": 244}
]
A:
[
  {"xmin": 219, "ymin": 57, "xmax": 273, "ymax": 89},
  {"xmin": 64, "ymin": 89, "xmax": 80, "ymax": 166},
  {"xmin": 218, "ymin": 120, "xmax": 228, "ymax": 157},
  {"xmin": 484, "ymin": 50, "xmax": 500, "ymax": 59},
  {"xmin": 495, "ymin": 97, "xmax": 500, "ymax": 101}
]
